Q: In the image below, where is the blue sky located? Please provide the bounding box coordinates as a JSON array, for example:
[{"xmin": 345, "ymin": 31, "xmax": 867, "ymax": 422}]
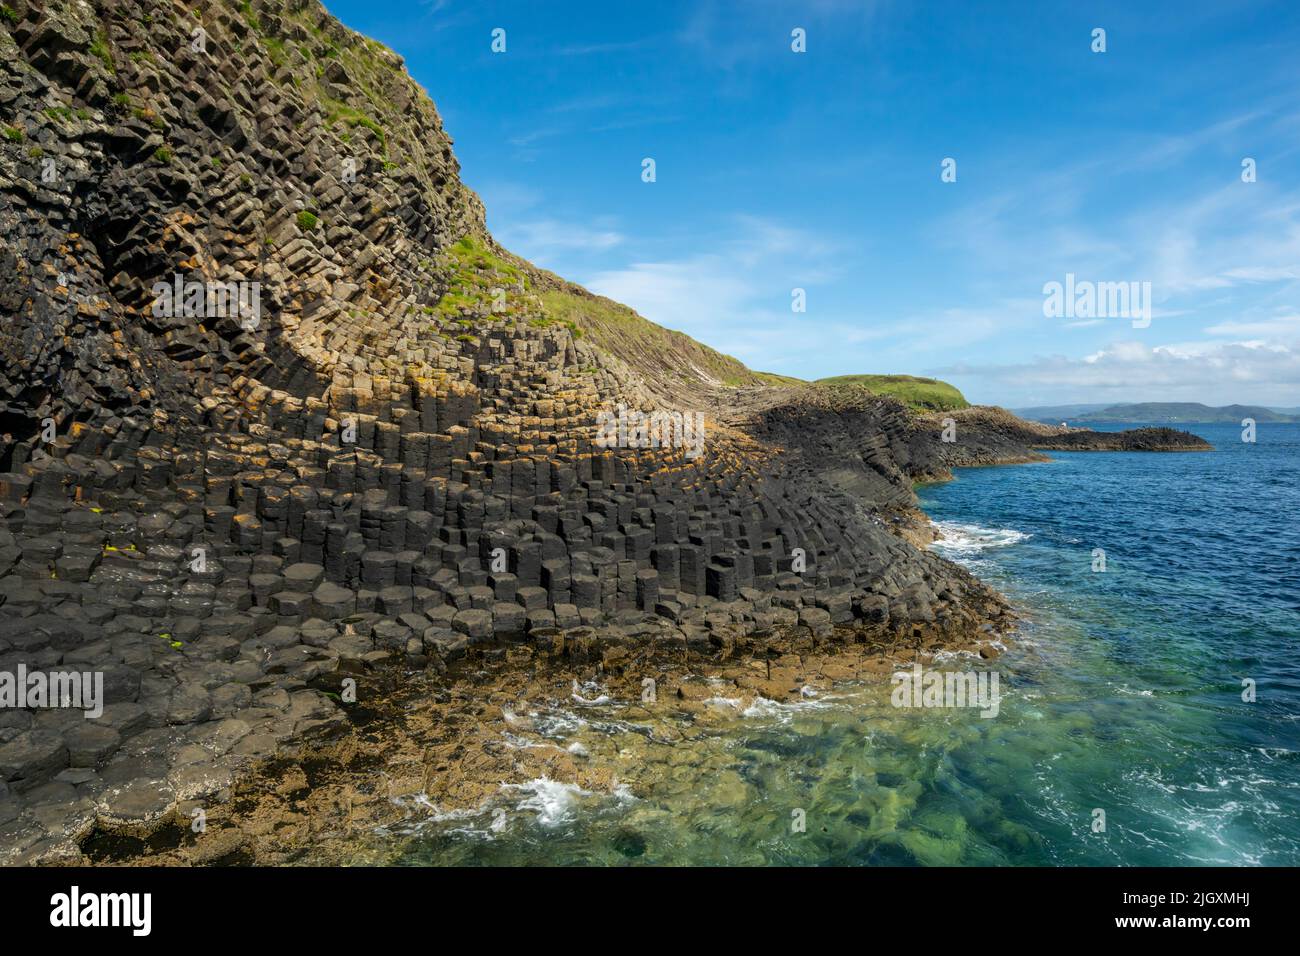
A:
[{"xmin": 327, "ymin": 0, "xmax": 1300, "ymax": 408}]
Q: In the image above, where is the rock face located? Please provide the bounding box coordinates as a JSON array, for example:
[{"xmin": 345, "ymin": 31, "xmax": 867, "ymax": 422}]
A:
[{"xmin": 0, "ymin": 0, "xmax": 1208, "ymax": 861}]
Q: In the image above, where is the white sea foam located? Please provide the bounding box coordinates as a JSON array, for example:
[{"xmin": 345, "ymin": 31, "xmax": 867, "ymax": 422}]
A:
[
  {"xmin": 741, "ymin": 695, "xmax": 834, "ymax": 720},
  {"xmin": 498, "ymin": 777, "xmax": 637, "ymax": 827},
  {"xmin": 1257, "ymin": 746, "xmax": 1297, "ymax": 760},
  {"xmin": 376, "ymin": 795, "xmax": 498, "ymax": 840},
  {"xmin": 531, "ymin": 710, "xmax": 590, "ymax": 737},
  {"xmin": 501, "ymin": 777, "xmax": 590, "ymax": 826},
  {"xmin": 930, "ymin": 521, "xmax": 1029, "ymax": 557},
  {"xmin": 378, "ymin": 771, "xmax": 636, "ymax": 842},
  {"xmin": 570, "ymin": 679, "xmax": 613, "ymax": 707},
  {"xmin": 702, "ymin": 696, "xmax": 743, "ymax": 709},
  {"xmin": 500, "ymin": 731, "xmax": 561, "ymax": 751},
  {"xmin": 501, "ymin": 707, "xmax": 534, "ymax": 726}
]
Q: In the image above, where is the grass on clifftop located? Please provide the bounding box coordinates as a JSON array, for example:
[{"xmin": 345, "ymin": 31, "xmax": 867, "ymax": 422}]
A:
[
  {"xmin": 429, "ymin": 236, "xmax": 530, "ymax": 323},
  {"xmin": 537, "ymin": 287, "xmax": 766, "ymax": 387},
  {"xmin": 436, "ymin": 241, "xmax": 950, "ymax": 400},
  {"xmin": 427, "ymin": 237, "xmax": 764, "ymax": 389},
  {"xmin": 816, "ymin": 374, "xmax": 970, "ymax": 412}
]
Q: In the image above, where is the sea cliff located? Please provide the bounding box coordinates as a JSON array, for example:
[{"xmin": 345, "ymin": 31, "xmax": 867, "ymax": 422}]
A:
[{"xmin": 0, "ymin": 0, "xmax": 1207, "ymax": 864}]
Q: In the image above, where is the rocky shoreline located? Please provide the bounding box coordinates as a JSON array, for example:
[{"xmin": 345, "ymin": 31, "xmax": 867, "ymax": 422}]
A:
[
  {"xmin": 0, "ymin": 0, "xmax": 1211, "ymax": 866},
  {"xmin": 0, "ymin": 415, "xmax": 1204, "ymax": 866},
  {"xmin": 1, "ymin": 403, "xmax": 1207, "ymax": 867},
  {"xmin": 63, "ymin": 610, "xmax": 1013, "ymax": 867},
  {"xmin": 3, "ymin": 497, "xmax": 1018, "ymax": 866}
]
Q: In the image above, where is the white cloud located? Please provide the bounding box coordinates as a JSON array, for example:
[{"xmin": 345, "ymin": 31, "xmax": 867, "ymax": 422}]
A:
[
  {"xmin": 942, "ymin": 339, "xmax": 1300, "ymax": 405},
  {"xmin": 478, "ymin": 181, "xmax": 543, "ymax": 219},
  {"xmin": 587, "ymin": 258, "xmax": 752, "ymax": 325},
  {"xmin": 581, "ymin": 217, "xmax": 840, "ymax": 349},
  {"xmin": 493, "ymin": 219, "xmax": 625, "ymax": 267},
  {"xmin": 555, "ymin": 39, "xmax": 658, "ymax": 58},
  {"xmin": 1205, "ymin": 313, "xmax": 1300, "ymax": 337},
  {"xmin": 930, "ymin": 108, "xmax": 1300, "ymax": 332}
]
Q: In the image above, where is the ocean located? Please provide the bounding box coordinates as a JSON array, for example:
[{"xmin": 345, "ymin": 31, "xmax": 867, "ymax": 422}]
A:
[{"xmin": 350, "ymin": 422, "xmax": 1300, "ymax": 866}]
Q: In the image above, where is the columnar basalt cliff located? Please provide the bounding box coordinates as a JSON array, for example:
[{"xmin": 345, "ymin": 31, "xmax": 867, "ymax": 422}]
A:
[{"xmin": 0, "ymin": 0, "xmax": 1209, "ymax": 863}]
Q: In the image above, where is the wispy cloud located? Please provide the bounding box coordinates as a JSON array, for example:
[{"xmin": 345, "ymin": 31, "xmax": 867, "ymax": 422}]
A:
[
  {"xmin": 677, "ymin": 0, "xmax": 892, "ymax": 69},
  {"xmin": 1205, "ymin": 313, "xmax": 1300, "ymax": 337},
  {"xmin": 556, "ymin": 37, "xmax": 661, "ymax": 57},
  {"xmin": 494, "ymin": 219, "xmax": 625, "ymax": 267},
  {"xmin": 580, "ymin": 216, "xmax": 842, "ymax": 367},
  {"xmin": 939, "ymin": 339, "xmax": 1300, "ymax": 405}
]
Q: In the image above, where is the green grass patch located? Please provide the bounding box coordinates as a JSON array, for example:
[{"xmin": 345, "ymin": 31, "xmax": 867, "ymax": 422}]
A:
[
  {"xmin": 263, "ymin": 35, "xmax": 288, "ymax": 68},
  {"xmin": 446, "ymin": 236, "xmax": 522, "ymax": 281},
  {"xmin": 528, "ymin": 315, "xmax": 582, "ymax": 338},
  {"xmin": 321, "ymin": 96, "xmax": 386, "ymax": 153},
  {"xmin": 153, "ymin": 146, "xmax": 173, "ymax": 164},
  {"xmin": 132, "ymin": 106, "xmax": 165, "ymax": 130},
  {"xmin": 88, "ymin": 30, "xmax": 114, "ymax": 73},
  {"xmin": 426, "ymin": 236, "xmax": 529, "ymax": 323},
  {"xmin": 536, "ymin": 287, "xmax": 769, "ymax": 385},
  {"xmin": 3, "ymin": 126, "xmax": 24, "ymax": 142},
  {"xmin": 754, "ymin": 371, "xmax": 805, "ymax": 386},
  {"xmin": 238, "ymin": 0, "xmax": 260, "ymax": 33},
  {"xmin": 815, "ymin": 374, "xmax": 969, "ymax": 412},
  {"xmin": 296, "ymin": 210, "xmax": 319, "ymax": 230},
  {"xmin": 436, "ymin": 295, "xmax": 473, "ymax": 317}
]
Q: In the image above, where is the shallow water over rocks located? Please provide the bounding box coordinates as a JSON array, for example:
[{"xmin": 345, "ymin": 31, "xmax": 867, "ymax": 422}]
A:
[{"xmin": 324, "ymin": 424, "xmax": 1300, "ymax": 866}]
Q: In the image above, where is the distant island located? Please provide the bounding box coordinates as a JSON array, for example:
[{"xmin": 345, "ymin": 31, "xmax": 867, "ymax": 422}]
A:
[{"xmin": 1015, "ymin": 402, "xmax": 1300, "ymax": 424}]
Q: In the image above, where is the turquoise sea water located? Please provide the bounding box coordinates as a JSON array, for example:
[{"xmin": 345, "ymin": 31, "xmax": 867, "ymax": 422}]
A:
[{"xmin": 359, "ymin": 422, "xmax": 1300, "ymax": 866}]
